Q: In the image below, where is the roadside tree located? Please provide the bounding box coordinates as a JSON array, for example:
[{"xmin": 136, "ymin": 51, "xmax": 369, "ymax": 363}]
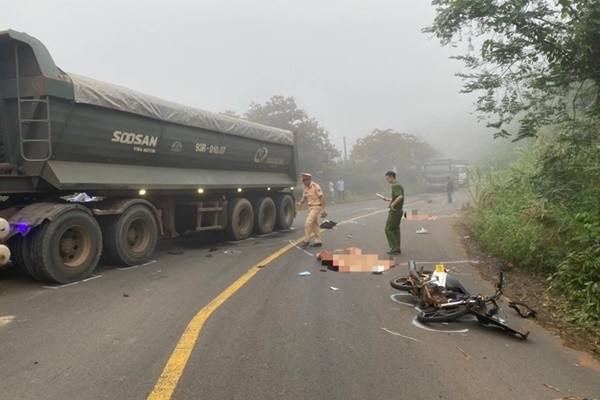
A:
[
  {"xmin": 425, "ymin": 0, "xmax": 600, "ymax": 142},
  {"xmin": 348, "ymin": 129, "xmax": 436, "ymax": 194},
  {"xmin": 244, "ymin": 95, "xmax": 341, "ymax": 181}
]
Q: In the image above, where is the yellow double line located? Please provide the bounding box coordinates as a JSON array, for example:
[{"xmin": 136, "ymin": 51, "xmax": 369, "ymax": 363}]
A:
[{"xmin": 148, "ymin": 207, "xmax": 387, "ymax": 399}]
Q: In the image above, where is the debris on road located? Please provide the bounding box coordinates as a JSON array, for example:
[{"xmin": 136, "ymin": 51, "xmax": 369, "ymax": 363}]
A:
[
  {"xmin": 381, "ymin": 327, "xmax": 422, "ymax": 343},
  {"xmin": 298, "ymin": 271, "xmax": 311, "ymax": 276},
  {"xmin": 372, "ymin": 265, "xmax": 385, "ymax": 274},
  {"xmin": 416, "ymin": 228, "xmax": 429, "ymax": 234},
  {"xmin": 457, "ymin": 347, "xmax": 470, "ymax": 360},
  {"xmin": 319, "ymin": 220, "xmax": 337, "ymax": 229}
]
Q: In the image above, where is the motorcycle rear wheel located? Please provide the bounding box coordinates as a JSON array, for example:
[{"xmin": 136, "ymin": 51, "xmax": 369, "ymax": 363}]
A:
[{"xmin": 417, "ymin": 306, "xmax": 469, "ymax": 323}]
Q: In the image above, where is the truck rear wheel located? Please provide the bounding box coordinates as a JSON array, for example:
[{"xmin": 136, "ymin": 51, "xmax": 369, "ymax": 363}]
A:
[
  {"xmin": 274, "ymin": 194, "xmax": 294, "ymax": 230},
  {"xmin": 226, "ymin": 198, "xmax": 254, "ymax": 241},
  {"xmin": 29, "ymin": 210, "xmax": 102, "ymax": 283},
  {"xmin": 8, "ymin": 234, "xmax": 42, "ymax": 281},
  {"xmin": 252, "ymin": 197, "xmax": 276, "ymax": 235},
  {"xmin": 101, "ymin": 204, "xmax": 158, "ymax": 266}
]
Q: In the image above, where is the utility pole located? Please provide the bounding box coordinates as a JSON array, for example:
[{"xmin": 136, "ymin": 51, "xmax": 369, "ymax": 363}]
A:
[{"xmin": 343, "ymin": 136, "xmax": 348, "ymax": 165}]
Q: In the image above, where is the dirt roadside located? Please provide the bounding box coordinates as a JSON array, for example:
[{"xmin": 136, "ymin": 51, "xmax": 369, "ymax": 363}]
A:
[{"xmin": 457, "ymin": 221, "xmax": 600, "ymax": 364}]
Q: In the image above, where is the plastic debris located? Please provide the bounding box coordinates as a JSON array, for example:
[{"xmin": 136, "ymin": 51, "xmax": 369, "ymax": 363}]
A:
[
  {"xmin": 298, "ymin": 271, "xmax": 311, "ymax": 276},
  {"xmin": 372, "ymin": 265, "xmax": 385, "ymax": 274},
  {"xmin": 416, "ymin": 228, "xmax": 429, "ymax": 234},
  {"xmin": 329, "ymin": 286, "xmax": 339, "ymax": 291},
  {"xmin": 66, "ymin": 192, "xmax": 100, "ymax": 202}
]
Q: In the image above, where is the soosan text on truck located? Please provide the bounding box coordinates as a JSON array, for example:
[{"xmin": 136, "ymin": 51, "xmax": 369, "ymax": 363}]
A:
[{"xmin": 0, "ymin": 29, "xmax": 298, "ymax": 283}]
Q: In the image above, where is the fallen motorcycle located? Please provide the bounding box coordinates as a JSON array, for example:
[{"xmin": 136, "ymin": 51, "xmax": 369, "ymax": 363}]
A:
[{"xmin": 391, "ymin": 261, "xmax": 534, "ymax": 339}]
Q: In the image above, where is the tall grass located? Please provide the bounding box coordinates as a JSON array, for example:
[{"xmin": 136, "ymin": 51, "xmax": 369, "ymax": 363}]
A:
[{"xmin": 466, "ymin": 130, "xmax": 599, "ymax": 322}]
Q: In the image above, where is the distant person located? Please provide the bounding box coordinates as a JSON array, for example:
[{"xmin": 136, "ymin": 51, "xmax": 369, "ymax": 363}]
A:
[
  {"xmin": 336, "ymin": 178, "xmax": 346, "ymax": 202},
  {"xmin": 328, "ymin": 180, "xmax": 335, "ymax": 203},
  {"xmin": 446, "ymin": 176, "xmax": 454, "ymax": 203},
  {"xmin": 296, "ymin": 172, "xmax": 326, "ymax": 247},
  {"xmin": 382, "ymin": 171, "xmax": 404, "ymax": 255}
]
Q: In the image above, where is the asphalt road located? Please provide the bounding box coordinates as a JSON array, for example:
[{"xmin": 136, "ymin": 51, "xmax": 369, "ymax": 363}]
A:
[{"xmin": 0, "ymin": 189, "xmax": 598, "ymax": 400}]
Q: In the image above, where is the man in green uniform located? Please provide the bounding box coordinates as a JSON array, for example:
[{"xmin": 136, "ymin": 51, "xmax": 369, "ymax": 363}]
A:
[{"xmin": 382, "ymin": 171, "xmax": 404, "ymax": 254}]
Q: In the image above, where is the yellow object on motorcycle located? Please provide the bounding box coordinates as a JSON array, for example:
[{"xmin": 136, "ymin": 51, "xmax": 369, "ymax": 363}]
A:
[{"xmin": 432, "ymin": 263, "xmax": 448, "ymax": 287}]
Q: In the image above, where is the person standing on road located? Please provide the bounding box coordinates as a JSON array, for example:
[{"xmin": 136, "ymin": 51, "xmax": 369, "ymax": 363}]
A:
[
  {"xmin": 446, "ymin": 175, "xmax": 454, "ymax": 204},
  {"xmin": 296, "ymin": 172, "xmax": 326, "ymax": 247},
  {"xmin": 382, "ymin": 171, "xmax": 404, "ymax": 254},
  {"xmin": 336, "ymin": 178, "xmax": 346, "ymax": 202},
  {"xmin": 328, "ymin": 180, "xmax": 335, "ymax": 204}
]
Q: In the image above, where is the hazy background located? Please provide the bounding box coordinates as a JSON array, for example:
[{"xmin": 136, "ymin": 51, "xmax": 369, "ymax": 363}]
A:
[{"xmin": 1, "ymin": 0, "xmax": 501, "ymax": 162}]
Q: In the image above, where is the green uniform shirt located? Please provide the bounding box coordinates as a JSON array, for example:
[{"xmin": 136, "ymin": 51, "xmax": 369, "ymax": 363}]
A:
[{"xmin": 390, "ymin": 183, "xmax": 404, "ymax": 212}]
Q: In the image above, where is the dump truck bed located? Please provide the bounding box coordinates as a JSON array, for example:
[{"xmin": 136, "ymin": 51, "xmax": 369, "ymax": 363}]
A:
[{"xmin": 0, "ymin": 29, "xmax": 297, "ymax": 193}]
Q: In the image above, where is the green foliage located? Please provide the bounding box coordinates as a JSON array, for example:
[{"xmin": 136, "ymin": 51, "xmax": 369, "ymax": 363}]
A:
[
  {"xmin": 549, "ymin": 212, "xmax": 600, "ymax": 322},
  {"xmin": 425, "ymin": 0, "xmax": 600, "ymax": 140},
  {"xmin": 469, "ymin": 146, "xmax": 554, "ymax": 268},
  {"xmin": 428, "ymin": 1, "xmax": 600, "ymax": 321},
  {"xmin": 242, "ymin": 95, "xmax": 341, "ymax": 181},
  {"xmin": 467, "ymin": 128, "xmax": 599, "ymax": 321}
]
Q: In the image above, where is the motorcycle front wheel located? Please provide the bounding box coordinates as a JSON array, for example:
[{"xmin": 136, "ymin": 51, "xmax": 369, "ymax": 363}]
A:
[
  {"xmin": 390, "ymin": 270, "xmax": 432, "ymax": 291},
  {"xmin": 417, "ymin": 306, "xmax": 469, "ymax": 323}
]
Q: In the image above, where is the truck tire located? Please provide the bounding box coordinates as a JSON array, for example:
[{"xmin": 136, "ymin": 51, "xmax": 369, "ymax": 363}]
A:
[
  {"xmin": 274, "ymin": 194, "xmax": 294, "ymax": 230},
  {"xmin": 226, "ymin": 197, "xmax": 254, "ymax": 241},
  {"xmin": 101, "ymin": 204, "xmax": 158, "ymax": 266},
  {"xmin": 29, "ymin": 210, "xmax": 102, "ymax": 283},
  {"xmin": 252, "ymin": 197, "xmax": 276, "ymax": 235},
  {"xmin": 8, "ymin": 234, "xmax": 42, "ymax": 281}
]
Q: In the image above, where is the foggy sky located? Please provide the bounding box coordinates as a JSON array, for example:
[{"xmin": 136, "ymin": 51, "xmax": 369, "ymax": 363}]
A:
[{"xmin": 2, "ymin": 0, "xmax": 499, "ymax": 162}]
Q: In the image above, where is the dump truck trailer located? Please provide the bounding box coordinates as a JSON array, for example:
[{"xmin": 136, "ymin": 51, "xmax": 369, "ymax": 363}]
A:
[
  {"xmin": 0, "ymin": 29, "xmax": 298, "ymax": 283},
  {"xmin": 423, "ymin": 159, "xmax": 456, "ymax": 191}
]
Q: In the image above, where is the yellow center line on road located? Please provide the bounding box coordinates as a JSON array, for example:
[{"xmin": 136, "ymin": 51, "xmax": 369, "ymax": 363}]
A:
[
  {"xmin": 147, "ymin": 240, "xmax": 299, "ymax": 400},
  {"xmin": 147, "ymin": 203, "xmax": 420, "ymax": 399}
]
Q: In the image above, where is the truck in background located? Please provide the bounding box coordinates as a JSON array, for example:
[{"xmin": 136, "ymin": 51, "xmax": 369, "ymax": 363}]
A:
[
  {"xmin": 423, "ymin": 159, "xmax": 456, "ymax": 191},
  {"xmin": 455, "ymin": 164, "xmax": 469, "ymax": 187},
  {"xmin": 0, "ymin": 29, "xmax": 298, "ymax": 283}
]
